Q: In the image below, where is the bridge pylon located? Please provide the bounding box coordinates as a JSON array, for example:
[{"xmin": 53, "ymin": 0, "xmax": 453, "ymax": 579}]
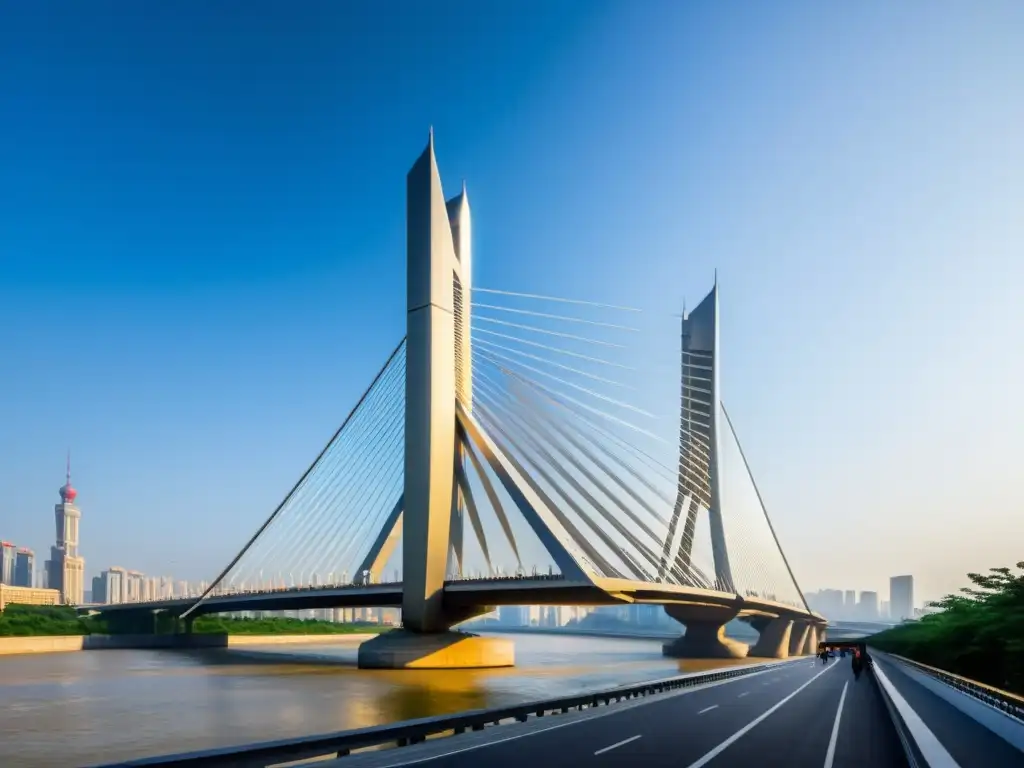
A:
[{"xmin": 357, "ymin": 132, "xmax": 513, "ymax": 669}]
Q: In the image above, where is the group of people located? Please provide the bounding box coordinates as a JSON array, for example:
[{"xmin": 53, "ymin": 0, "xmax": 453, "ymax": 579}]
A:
[{"xmin": 818, "ymin": 644, "xmax": 872, "ymax": 680}]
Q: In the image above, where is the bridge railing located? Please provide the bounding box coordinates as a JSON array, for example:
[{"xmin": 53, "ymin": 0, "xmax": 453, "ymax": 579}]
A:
[
  {"xmin": 885, "ymin": 651, "xmax": 1024, "ymax": 723},
  {"xmin": 445, "ymin": 573, "xmax": 566, "ymax": 584},
  {"xmin": 85, "ymin": 657, "xmax": 801, "ymax": 768}
]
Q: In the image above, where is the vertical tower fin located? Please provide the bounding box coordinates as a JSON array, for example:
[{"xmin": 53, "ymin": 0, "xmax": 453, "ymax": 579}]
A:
[{"xmin": 403, "ymin": 132, "xmax": 460, "ymax": 632}]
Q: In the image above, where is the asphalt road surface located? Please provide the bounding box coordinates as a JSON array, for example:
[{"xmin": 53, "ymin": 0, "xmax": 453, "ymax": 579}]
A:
[
  {"xmin": 333, "ymin": 657, "xmax": 912, "ymax": 767},
  {"xmin": 873, "ymin": 653, "xmax": 1024, "ymax": 768}
]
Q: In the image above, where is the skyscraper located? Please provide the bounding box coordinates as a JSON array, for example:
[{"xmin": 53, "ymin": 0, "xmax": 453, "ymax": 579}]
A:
[
  {"xmin": 844, "ymin": 590, "xmax": 856, "ymax": 611},
  {"xmin": 91, "ymin": 575, "xmax": 103, "ymax": 604},
  {"xmin": 0, "ymin": 542, "xmax": 15, "ymax": 584},
  {"xmin": 44, "ymin": 455, "xmax": 85, "ymax": 605},
  {"xmin": 126, "ymin": 571, "xmax": 144, "ymax": 602},
  {"xmin": 890, "ymin": 575, "xmax": 914, "ymax": 622},
  {"xmin": 104, "ymin": 567, "xmax": 127, "ymax": 604},
  {"xmin": 14, "ymin": 548, "xmax": 34, "ymax": 587},
  {"xmin": 859, "ymin": 590, "xmax": 879, "ymax": 621}
]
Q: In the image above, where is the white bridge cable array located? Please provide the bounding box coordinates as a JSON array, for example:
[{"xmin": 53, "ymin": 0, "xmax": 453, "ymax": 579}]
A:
[
  {"xmin": 184, "ymin": 286, "xmax": 809, "ymax": 611},
  {"xmin": 188, "ymin": 340, "xmax": 408, "ymax": 609},
  {"xmin": 469, "ymin": 290, "xmax": 718, "ymax": 587},
  {"xmin": 471, "ymin": 359, "xmax": 715, "ymax": 587},
  {"xmin": 467, "ymin": 288, "xmax": 809, "ymax": 609}
]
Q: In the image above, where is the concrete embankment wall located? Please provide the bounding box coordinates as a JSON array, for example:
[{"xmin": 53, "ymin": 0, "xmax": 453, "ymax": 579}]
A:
[
  {"xmin": 0, "ymin": 636, "xmax": 88, "ymax": 655},
  {"xmin": 0, "ymin": 633, "xmax": 380, "ymax": 656}
]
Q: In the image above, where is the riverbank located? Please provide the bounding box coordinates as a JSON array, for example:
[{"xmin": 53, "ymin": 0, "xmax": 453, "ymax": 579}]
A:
[{"xmin": 0, "ymin": 632, "xmax": 381, "ymax": 656}]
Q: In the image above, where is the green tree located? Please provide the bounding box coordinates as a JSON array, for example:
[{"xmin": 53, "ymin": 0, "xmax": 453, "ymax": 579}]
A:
[
  {"xmin": 0, "ymin": 604, "xmax": 107, "ymax": 636},
  {"xmin": 869, "ymin": 562, "xmax": 1024, "ymax": 694}
]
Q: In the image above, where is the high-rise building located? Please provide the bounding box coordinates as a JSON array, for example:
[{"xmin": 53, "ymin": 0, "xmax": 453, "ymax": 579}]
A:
[
  {"xmin": 104, "ymin": 567, "xmax": 127, "ymax": 604},
  {"xmin": 91, "ymin": 575, "xmax": 106, "ymax": 604},
  {"xmin": 142, "ymin": 576, "xmax": 162, "ymax": 602},
  {"xmin": 859, "ymin": 591, "xmax": 879, "ymax": 621},
  {"xmin": 43, "ymin": 457, "xmax": 85, "ymax": 605},
  {"xmin": 0, "ymin": 542, "xmax": 16, "ymax": 584},
  {"xmin": 890, "ymin": 575, "xmax": 914, "ymax": 622},
  {"xmin": 806, "ymin": 588, "xmax": 845, "ymax": 619},
  {"xmin": 126, "ymin": 571, "xmax": 144, "ymax": 602},
  {"xmin": 844, "ymin": 590, "xmax": 856, "ymax": 611},
  {"xmin": 14, "ymin": 548, "xmax": 34, "ymax": 587}
]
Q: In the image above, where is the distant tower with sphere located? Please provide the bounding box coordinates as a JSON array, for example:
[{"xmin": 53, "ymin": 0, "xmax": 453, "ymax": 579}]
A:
[{"xmin": 45, "ymin": 451, "xmax": 85, "ymax": 605}]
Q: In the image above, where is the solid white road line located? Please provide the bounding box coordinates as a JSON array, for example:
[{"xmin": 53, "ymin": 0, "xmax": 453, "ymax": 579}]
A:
[
  {"xmin": 594, "ymin": 734, "xmax": 642, "ymax": 755},
  {"xmin": 698, "ymin": 705, "xmax": 719, "ymax": 715},
  {"xmin": 823, "ymin": 681, "xmax": 848, "ymax": 768},
  {"xmin": 873, "ymin": 660, "xmax": 962, "ymax": 768},
  {"xmin": 684, "ymin": 658, "xmax": 840, "ymax": 768}
]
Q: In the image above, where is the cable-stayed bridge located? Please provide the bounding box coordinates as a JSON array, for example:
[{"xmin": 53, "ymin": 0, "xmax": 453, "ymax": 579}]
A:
[{"xmin": 92, "ymin": 133, "xmax": 826, "ymax": 668}]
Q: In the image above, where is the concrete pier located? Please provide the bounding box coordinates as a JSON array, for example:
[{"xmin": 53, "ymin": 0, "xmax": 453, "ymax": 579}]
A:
[
  {"xmin": 802, "ymin": 624, "xmax": 820, "ymax": 655},
  {"xmin": 662, "ymin": 605, "xmax": 749, "ymax": 659},
  {"xmin": 789, "ymin": 621, "xmax": 810, "ymax": 655},
  {"xmin": 748, "ymin": 617, "xmax": 793, "ymax": 658},
  {"xmin": 357, "ymin": 629, "xmax": 514, "ymax": 669}
]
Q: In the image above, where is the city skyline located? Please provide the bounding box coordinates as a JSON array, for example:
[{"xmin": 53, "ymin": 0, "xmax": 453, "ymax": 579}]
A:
[
  {"xmin": 3, "ymin": 3, "xmax": 1022, "ymax": 608},
  {"xmin": 5, "ymin": 460, "xmax": 925, "ymax": 614}
]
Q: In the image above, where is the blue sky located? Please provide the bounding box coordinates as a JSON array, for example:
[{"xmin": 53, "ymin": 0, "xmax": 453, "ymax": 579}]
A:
[{"xmin": 1, "ymin": 1, "xmax": 1021, "ymax": 604}]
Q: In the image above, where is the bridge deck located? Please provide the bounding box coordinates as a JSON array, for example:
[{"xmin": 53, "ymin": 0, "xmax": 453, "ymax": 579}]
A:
[{"xmin": 89, "ymin": 577, "xmax": 821, "ymax": 623}]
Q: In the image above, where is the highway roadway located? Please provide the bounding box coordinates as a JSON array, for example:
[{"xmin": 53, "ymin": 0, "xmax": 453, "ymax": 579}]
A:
[
  {"xmin": 330, "ymin": 657, "xmax": 910, "ymax": 767},
  {"xmin": 327, "ymin": 653, "xmax": 1024, "ymax": 768}
]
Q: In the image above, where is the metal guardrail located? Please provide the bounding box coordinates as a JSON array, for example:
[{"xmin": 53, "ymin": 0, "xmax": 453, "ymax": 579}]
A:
[
  {"xmin": 887, "ymin": 652, "xmax": 1024, "ymax": 723},
  {"xmin": 86, "ymin": 658, "xmax": 800, "ymax": 768}
]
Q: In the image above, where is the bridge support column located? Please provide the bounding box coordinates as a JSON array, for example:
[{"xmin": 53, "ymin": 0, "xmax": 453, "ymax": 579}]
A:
[
  {"xmin": 357, "ymin": 132, "xmax": 512, "ymax": 670},
  {"xmin": 662, "ymin": 605, "xmax": 748, "ymax": 659},
  {"xmin": 789, "ymin": 621, "xmax": 810, "ymax": 655},
  {"xmin": 748, "ymin": 617, "xmax": 793, "ymax": 659},
  {"xmin": 801, "ymin": 624, "xmax": 819, "ymax": 655}
]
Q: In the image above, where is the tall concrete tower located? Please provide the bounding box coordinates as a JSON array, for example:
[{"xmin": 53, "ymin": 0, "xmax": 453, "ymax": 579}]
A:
[
  {"xmin": 46, "ymin": 453, "xmax": 85, "ymax": 605},
  {"xmin": 660, "ymin": 281, "xmax": 734, "ymax": 593},
  {"xmin": 401, "ymin": 131, "xmax": 466, "ymax": 633},
  {"xmin": 358, "ymin": 132, "xmax": 512, "ymax": 668}
]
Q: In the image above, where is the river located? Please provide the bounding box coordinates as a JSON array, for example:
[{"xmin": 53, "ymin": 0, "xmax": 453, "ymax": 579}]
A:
[{"xmin": 0, "ymin": 632, "xmax": 752, "ymax": 768}]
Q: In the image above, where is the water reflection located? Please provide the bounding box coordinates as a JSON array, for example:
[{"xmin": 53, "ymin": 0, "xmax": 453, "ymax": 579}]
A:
[{"xmin": 1, "ymin": 633, "xmax": 746, "ymax": 768}]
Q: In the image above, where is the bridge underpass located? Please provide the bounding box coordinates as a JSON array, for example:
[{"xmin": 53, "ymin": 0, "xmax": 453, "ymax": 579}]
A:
[{"xmin": 89, "ymin": 133, "xmax": 826, "ymax": 667}]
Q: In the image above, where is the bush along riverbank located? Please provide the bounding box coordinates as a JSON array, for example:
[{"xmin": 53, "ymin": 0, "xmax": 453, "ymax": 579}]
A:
[{"xmin": 0, "ymin": 604, "xmax": 389, "ymax": 637}]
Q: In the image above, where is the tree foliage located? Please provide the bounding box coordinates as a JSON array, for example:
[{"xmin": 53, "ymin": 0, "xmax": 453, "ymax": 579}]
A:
[
  {"xmin": 0, "ymin": 605, "xmax": 385, "ymax": 637},
  {"xmin": 0, "ymin": 604, "xmax": 108, "ymax": 636},
  {"xmin": 869, "ymin": 562, "xmax": 1024, "ymax": 694}
]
